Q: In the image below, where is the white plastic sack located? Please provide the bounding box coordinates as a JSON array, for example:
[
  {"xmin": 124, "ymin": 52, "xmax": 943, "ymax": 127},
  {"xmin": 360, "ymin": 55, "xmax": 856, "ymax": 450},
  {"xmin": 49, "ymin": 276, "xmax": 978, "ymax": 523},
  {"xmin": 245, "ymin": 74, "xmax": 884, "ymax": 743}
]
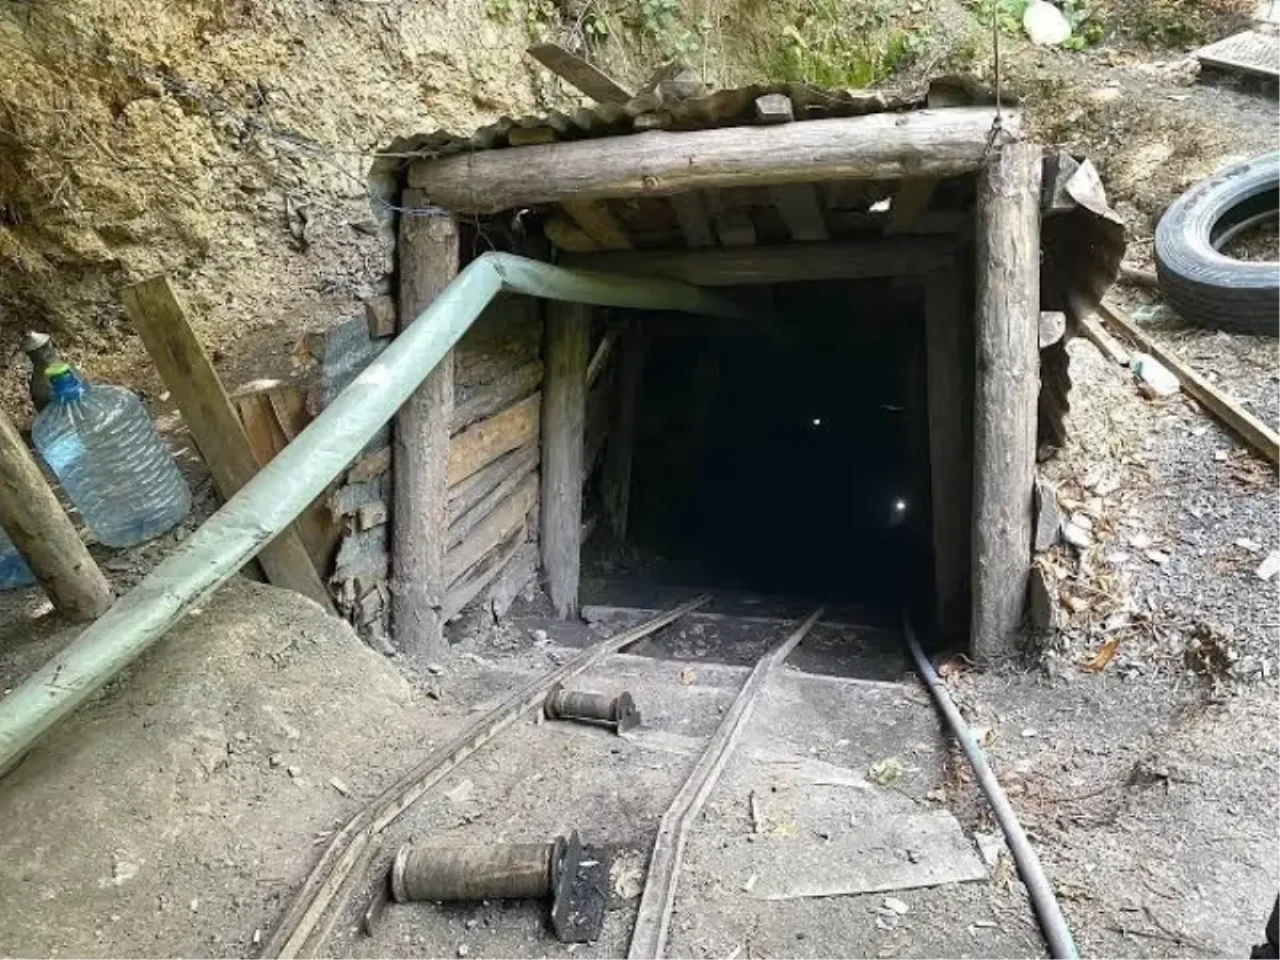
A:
[{"xmin": 1024, "ymin": 0, "xmax": 1073, "ymax": 45}]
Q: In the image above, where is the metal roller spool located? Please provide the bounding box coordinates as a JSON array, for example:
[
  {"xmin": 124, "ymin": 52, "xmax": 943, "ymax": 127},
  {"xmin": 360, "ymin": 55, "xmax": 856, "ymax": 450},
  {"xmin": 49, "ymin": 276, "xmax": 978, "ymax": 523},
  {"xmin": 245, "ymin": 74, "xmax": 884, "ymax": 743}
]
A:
[{"xmin": 543, "ymin": 683, "xmax": 640, "ymax": 732}]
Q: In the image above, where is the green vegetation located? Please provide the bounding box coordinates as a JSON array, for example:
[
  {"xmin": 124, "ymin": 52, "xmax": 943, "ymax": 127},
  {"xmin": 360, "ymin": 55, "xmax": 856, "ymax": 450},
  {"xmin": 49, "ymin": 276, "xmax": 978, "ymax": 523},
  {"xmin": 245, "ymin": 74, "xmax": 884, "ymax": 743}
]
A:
[
  {"xmin": 972, "ymin": 0, "xmax": 1104, "ymax": 50},
  {"xmin": 754, "ymin": 0, "xmax": 924, "ymax": 87},
  {"xmin": 1123, "ymin": 0, "xmax": 1253, "ymax": 47}
]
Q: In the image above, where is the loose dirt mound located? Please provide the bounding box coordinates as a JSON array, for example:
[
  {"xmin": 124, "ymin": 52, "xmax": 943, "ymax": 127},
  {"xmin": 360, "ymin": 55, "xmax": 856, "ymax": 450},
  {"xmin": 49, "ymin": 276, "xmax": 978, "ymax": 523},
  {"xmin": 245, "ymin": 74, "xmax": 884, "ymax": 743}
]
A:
[{"xmin": 0, "ymin": 579, "xmax": 425, "ymax": 958}]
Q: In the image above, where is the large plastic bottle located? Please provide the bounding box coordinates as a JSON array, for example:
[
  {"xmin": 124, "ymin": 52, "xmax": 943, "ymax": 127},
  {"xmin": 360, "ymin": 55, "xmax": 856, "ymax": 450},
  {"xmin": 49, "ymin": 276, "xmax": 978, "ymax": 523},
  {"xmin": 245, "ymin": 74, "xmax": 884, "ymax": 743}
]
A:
[
  {"xmin": 32, "ymin": 363, "xmax": 191, "ymax": 549},
  {"xmin": 0, "ymin": 528, "xmax": 36, "ymax": 590}
]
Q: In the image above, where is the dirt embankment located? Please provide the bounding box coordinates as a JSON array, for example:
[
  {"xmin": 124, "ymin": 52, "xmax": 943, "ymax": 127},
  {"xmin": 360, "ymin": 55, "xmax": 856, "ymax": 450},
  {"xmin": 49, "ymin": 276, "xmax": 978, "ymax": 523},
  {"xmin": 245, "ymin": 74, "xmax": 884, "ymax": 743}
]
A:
[
  {"xmin": 0, "ymin": 0, "xmax": 1263, "ymax": 425},
  {"xmin": 0, "ymin": 0, "xmax": 551, "ymax": 416}
]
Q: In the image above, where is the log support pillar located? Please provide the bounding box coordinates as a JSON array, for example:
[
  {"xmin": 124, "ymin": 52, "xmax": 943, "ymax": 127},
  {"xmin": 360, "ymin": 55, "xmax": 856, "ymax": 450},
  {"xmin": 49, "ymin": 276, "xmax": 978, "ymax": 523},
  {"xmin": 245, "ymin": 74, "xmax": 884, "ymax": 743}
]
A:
[
  {"xmin": 970, "ymin": 142, "xmax": 1042, "ymax": 660},
  {"xmin": 541, "ymin": 302, "xmax": 590, "ymax": 619},
  {"xmin": 392, "ymin": 194, "xmax": 458, "ymax": 656},
  {"xmin": 926, "ymin": 264, "xmax": 972, "ymax": 639},
  {"xmin": 0, "ymin": 410, "xmax": 113, "ymax": 621},
  {"xmin": 603, "ymin": 326, "xmax": 648, "ymax": 541}
]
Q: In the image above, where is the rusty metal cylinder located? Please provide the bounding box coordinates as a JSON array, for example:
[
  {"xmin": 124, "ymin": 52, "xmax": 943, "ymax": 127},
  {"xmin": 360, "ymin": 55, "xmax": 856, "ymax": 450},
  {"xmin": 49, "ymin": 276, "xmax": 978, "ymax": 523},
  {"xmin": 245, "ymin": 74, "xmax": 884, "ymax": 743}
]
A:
[
  {"xmin": 543, "ymin": 684, "xmax": 639, "ymax": 731},
  {"xmin": 390, "ymin": 839, "xmax": 562, "ymax": 903}
]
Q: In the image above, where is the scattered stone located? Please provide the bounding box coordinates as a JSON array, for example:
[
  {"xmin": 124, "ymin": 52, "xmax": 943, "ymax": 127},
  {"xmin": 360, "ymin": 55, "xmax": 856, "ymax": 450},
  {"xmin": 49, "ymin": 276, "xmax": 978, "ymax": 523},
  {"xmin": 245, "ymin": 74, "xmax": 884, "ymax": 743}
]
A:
[
  {"xmin": 426, "ymin": 663, "xmax": 446, "ymax": 675},
  {"xmin": 252, "ymin": 929, "xmax": 262, "ymax": 946},
  {"xmin": 531, "ymin": 629, "xmax": 549, "ymax": 644},
  {"xmin": 1145, "ymin": 549, "xmax": 1171, "ymax": 565},
  {"xmin": 974, "ymin": 831, "xmax": 1008, "ymax": 868},
  {"xmin": 329, "ymin": 777, "xmax": 351, "ymax": 797},
  {"xmin": 286, "ymin": 765, "xmax": 302, "ymax": 778},
  {"xmin": 742, "ymin": 873, "xmax": 758, "ymax": 893},
  {"xmin": 1128, "ymin": 532, "xmax": 1154, "ymax": 550},
  {"xmin": 457, "ymin": 945, "xmax": 469, "ymax": 958},
  {"xmin": 1028, "ymin": 566, "xmax": 1058, "ymax": 631},
  {"xmin": 1069, "ymin": 512, "xmax": 1094, "ymax": 532},
  {"xmin": 1021, "ymin": 728, "xmax": 1039, "ymax": 738},
  {"xmin": 1131, "ymin": 353, "xmax": 1179, "ymax": 398},
  {"xmin": 1023, "ymin": 0, "xmax": 1072, "ymax": 44},
  {"xmin": 269, "ymin": 753, "xmax": 283, "ymax": 768},
  {"xmin": 1033, "ymin": 478, "xmax": 1062, "ymax": 552},
  {"xmin": 1213, "ymin": 450, "xmax": 1230, "ymax": 462},
  {"xmin": 883, "ymin": 896, "xmax": 910, "ymax": 915},
  {"xmin": 1256, "ymin": 550, "xmax": 1280, "ymax": 582},
  {"xmin": 867, "ymin": 757, "xmax": 904, "ymax": 786},
  {"xmin": 464, "ymin": 918, "xmax": 478, "ymax": 931},
  {"xmin": 1236, "ymin": 538, "xmax": 1262, "ymax": 553},
  {"xmin": 1062, "ymin": 521, "xmax": 1093, "ymax": 549},
  {"xmin": 189, "ymin": 898, "xmax": 199, "ymax": 913}
]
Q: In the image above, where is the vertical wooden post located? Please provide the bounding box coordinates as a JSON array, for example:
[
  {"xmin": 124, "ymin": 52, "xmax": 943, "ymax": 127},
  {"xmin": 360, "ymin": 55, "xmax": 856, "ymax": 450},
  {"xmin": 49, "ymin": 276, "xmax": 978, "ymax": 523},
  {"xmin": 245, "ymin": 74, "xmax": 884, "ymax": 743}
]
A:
[
  {"xmin": 393, "ymin": 194, "xmax": 458, "ymax": 655},
  {"xmin": 603, "ymin": 326, "xmax": 648, "ymax": 541},
  {"xmin": 0, "ymin": 410, "xmax": 113, "ymax": 621},
  {"xmin": 925, "ymin": 265, "xmax": 970, "ymax": 636},
  {"xmin": 971, "ymin": 142, "xmax": 1042, "ymax": 660},
  {"xmin": 122, "ymin": 276, "xmax": 333, "ymax": 612},
  {"xmin": 541, "ymin": 301, "xmax": 590, "ymax": 619}
]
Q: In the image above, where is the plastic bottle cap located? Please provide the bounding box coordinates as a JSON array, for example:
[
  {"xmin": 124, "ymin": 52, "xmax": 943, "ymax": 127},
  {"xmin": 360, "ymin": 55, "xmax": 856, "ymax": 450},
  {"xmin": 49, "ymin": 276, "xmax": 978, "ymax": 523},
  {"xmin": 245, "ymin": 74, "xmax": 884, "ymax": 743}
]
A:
[{"xmin": 45, "ymin": 361, "xmax": 71, "ymax": 378}]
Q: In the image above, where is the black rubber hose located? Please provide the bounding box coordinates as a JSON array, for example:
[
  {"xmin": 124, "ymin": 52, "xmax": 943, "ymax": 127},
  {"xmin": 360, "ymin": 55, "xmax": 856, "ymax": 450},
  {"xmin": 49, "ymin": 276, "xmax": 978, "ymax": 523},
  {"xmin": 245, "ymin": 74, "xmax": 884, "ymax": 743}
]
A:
[{"xmin": 903, "ymin": 617, "xmax": 1080, "ymax": 960}]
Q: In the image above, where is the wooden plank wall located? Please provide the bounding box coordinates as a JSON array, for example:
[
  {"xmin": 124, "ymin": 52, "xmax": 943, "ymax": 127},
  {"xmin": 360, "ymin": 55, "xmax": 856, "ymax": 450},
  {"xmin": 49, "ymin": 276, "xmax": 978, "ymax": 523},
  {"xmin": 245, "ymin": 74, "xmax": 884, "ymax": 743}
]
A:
[{"xmin": 440, "ymin": 295, "xmax": 545, "ymax": 623}]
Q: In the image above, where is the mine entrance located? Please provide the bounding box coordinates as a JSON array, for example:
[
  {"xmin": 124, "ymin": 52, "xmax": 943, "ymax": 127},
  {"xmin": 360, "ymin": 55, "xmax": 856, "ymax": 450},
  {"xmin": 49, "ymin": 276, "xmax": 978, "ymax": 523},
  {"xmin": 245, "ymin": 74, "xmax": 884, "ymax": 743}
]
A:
[{"xmin": 596, "ymin": 278, "xmax": 939, "ymax": 626}]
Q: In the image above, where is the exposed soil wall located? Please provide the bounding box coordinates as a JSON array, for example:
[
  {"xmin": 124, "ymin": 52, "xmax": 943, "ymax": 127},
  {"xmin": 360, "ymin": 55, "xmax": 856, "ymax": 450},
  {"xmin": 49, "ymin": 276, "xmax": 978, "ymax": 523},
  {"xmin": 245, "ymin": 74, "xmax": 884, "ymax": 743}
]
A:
[{"xmin": 0, "ymin": 0, "xmax": 547, "ymax": 415}]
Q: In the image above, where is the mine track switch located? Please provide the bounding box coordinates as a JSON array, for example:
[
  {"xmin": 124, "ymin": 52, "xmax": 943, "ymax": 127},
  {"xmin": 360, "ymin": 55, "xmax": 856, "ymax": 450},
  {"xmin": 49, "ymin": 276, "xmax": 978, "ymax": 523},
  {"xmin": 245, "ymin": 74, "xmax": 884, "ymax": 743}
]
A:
[
  {"xmin": 544, "ymin": 683, "xmax": 640, "ymax": 732},
  {"xmin": 384, "ymin": 831, "xmax": 609, "ymax": 943}
]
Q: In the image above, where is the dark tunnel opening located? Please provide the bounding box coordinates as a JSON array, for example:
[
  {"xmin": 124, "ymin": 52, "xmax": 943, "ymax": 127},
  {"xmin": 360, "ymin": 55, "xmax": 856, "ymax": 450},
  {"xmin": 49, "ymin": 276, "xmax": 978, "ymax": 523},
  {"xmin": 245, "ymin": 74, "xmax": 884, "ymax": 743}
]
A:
[{"xmin": 605, "ymin": 278, "xmax": 938, "ymax": 625}]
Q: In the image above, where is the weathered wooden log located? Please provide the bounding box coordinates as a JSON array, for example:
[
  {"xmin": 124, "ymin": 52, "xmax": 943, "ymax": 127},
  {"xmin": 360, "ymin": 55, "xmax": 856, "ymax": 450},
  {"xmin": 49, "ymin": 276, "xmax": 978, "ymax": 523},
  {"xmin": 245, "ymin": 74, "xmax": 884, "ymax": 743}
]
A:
[
  {"xmin": 541, "ymin": 301, "xmax": 590, "ymax": 618},
  {"xmin": 451, "ymin": 361, "xmax": 543, "ymax": 436},
  {"xmin": 925, "ymin": 265, "xmax": 971, "ymax": 634},
  {"xmin": 603, "ymin": 327, "xmax": 648, "ymax": 541},
  {"xmin": 446, "ymin": 473, "xmax": 539, "ymax": 586},
  {"xmin": 393, "ymin": 194, "xmax": 457, "ymax": 656},
  {"xmin": 0, "ymin": 409, "xmax": 112, "ymax": 621},
  {"xmin": 560, "ymin": 238, "xmax": 953, "ymax": 286},
  {"xmin": 448, "ymin": 442, "xmax": 539, "ymax": 523},
  {"xmin": 410, "ymin": 108, "xmax": 1015, "ymax": 213},
  {"xmin": 454, "ymin": 297, "xmax": 542, "ymax": 388},
  {"xmin": 769, "ymin": 183, "xmax": 827, "ymax": 241},
  {"xmin": 448, "ymin": 392, "xmax": 541, "ymax": 487},
  {"xmin": 970, "ymin": 143, "xmax": 1042, "ymax": 661},
  {"xmin": 442, "ymin": 523, "xmax": 527, "ymax": 622},
  {"xmin": 123, "ymin": 276, "xmax": 333, "ymax": 610},
  {"xmin": 449, "ymin": 446, "xmax": 539, "ymax": 548},
  {"xmin": 561, "ymin": 198, "xmax": 632, "ymax": 250},
  {"xmin": 488, "ymin": 541, "xmax": 540, "ymax": 621},
  {"xmin": 669, "ymin": 193, "xmax": 716, "ymax": 248},
  {"xmin": 526, "ymin": 43, "xmax": 632, "ymax": 104}
]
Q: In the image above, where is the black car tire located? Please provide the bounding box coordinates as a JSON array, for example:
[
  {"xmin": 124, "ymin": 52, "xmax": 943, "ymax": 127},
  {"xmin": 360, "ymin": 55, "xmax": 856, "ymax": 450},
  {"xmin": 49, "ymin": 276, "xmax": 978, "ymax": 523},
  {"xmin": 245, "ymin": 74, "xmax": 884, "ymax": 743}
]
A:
[{"xmin": 1155, "ymin": 152, "xmax": 1279, "ymax": 336}]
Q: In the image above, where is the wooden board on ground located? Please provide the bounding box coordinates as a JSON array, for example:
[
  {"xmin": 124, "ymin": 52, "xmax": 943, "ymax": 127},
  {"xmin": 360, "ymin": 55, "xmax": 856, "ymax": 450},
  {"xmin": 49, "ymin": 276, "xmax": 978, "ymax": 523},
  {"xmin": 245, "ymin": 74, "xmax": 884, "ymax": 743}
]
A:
[{"xmin": 1195, "ymin": 28, "xmax": 1280, "ymax": 79}]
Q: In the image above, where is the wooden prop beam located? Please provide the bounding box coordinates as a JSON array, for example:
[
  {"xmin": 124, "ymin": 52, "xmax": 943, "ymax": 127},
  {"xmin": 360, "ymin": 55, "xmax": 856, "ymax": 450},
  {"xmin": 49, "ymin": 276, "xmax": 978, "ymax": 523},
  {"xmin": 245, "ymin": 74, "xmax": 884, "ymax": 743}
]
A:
[
  {"xmin": 541, "ymin": 301, "xmax": 590, "ymax": 618},
  {"xmin": 264, "ymin": 596, "xmax": 709, "ymax": 959},
  {"xmin": 629, "ymin": 609, "xmax": 824, "ymax": 960},
  {"xmin": 526, "ymin": 43, "xmax": 632, "ymax": 104},
  {"xmin": 562, "ymin": 237, "xmax": 953, "ymax": 286},
  {"xmin": 0, "ymin": 410, "xmax": 112, "ymax": 621},
  {"xmin": 970, "ymin": 143, "xmax": 1042, "ymax": 661},
  {"xmin": 409, "ymin": 108, "xmax": 1017, "ymax": 214},
  {"xmin": 122, "ymin": 277, "xmax": 333, "ymax": 611},
  {"xmin": 1098, "ymin": 300, "xmax": 1279, "ymax": 465},
  {"xmin": 925, "ymin": 265, "xmax": 970, "ymax": 634},
  {"xmin": 603, "ymin": 327, "xmax": 648, "ymax": 541},
  {"xmin": 393, "ymin": 197, "xmax": 457, "ymax": 656}
]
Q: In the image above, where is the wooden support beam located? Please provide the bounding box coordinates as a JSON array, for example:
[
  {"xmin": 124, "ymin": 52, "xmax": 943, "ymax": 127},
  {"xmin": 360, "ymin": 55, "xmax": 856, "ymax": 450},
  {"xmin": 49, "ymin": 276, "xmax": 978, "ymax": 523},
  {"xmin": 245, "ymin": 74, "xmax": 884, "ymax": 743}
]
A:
[
  {"xmin": 446, "ymin": 472, "xmax": 539, "ymax": 585},
  {"xmin": 544, "ymin": 215, "xmax": 599, "ymax": 253},
  {"xmin": 1097, "ymin": 300, "xmax": 1280, "ymax": 465},
  {"xmin": 541, "ymin": 301, "xmax": 590, "ymax": 619},
  {"xmin": 122, "ymin": 276, "xmax": 333, "ymax": 611},
  {"xmin": 448, "ymin": 451, "xmax": 539, "ymax": 549},
  {"xmin": 560, "ymin": 198, "xmax": 632, "ymax": 250},
  {"xmin": 448, "ymin": 442, "xmax": 539, "ymax": 526},
  {"xmin": 587, "ymin": 328, "xmax": 619, "ymax": 388},
  {"xmin": 562, "ymin": 238, "xmax": 953, "ymax": 286},
  {"xmin": 393, "ymin": 195, "xmax": 457, "ymax": 656},
  {"xmin": 769, "ymin": 183, "xmax": 828, "ymax": 241},
  {"xmin": 888, "ymin": 178, "xmax": 939, "ymax": 233},
  {"xmin": 669, "ymin": 193, "xmax": 716, "ymax": 248},
  {"xmin": 409, "ymin": 108, "xmax": 1018, "ymax": 214},
  {"xmin": 714, "ymin": 207, "xmax": 756, "ymax": 247},
  {"xmin": 526, "ymin": 43, "xmax": 632, "ymax": 104},
  {"xmin": 603, "ymin": 327, "xmax": 648, "ymax": 541},
  {"xmin": 925, "ymin": 265, "xmax": 970, "ymax": 635},
  {"xmin": 451, "ymin": 361, "xmax": 543, "ymax": 435},
  {"xmin": 448, "ymin": 392, "xmax": 541, "ymax": 486},
  {"xmin": 0, "ymin": 410, "xmax": 112, "ymax": 621},
  {"xmin": 970, "ymin": 143, "xmax": 1042, "ymax": 661}
]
